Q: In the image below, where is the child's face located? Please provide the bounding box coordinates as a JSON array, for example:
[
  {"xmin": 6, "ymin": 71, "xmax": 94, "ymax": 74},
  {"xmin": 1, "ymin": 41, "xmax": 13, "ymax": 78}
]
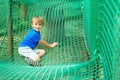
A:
[{"xmin": 31, "ymin": 19, "xmax": 42, "ymax": 31}]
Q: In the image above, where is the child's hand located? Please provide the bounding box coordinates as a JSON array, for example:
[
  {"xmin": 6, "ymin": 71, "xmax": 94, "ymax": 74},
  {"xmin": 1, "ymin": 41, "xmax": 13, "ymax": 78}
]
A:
[{"xmin": 50, "ymin": 42, "xmax": 58, "ymax": 48}]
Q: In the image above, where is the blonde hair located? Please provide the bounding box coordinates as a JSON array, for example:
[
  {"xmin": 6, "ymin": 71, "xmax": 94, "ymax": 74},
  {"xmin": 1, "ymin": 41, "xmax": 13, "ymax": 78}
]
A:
[{"xmin": 31, "ymin": 16, "xmax": 44, "ymax": 25}]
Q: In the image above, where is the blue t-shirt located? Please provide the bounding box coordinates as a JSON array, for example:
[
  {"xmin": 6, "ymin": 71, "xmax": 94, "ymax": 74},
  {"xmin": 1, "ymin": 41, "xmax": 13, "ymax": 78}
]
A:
[{"xmin": 19, "ymin": 28, "xmax": 41, "ymax": 49}]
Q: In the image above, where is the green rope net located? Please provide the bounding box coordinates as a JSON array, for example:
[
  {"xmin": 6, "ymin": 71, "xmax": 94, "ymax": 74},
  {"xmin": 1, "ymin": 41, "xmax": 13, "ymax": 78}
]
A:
[{"xmin": 0, "ymin": 0, "xmax": 119, "ymax": 80}]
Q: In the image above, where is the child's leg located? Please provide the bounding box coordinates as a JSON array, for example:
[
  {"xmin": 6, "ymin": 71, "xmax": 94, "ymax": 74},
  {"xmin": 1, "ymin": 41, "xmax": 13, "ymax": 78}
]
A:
[
  {"xmin": 34, "ymin": 49, "xmax": 45, "ymax": 58},
  {"xmin": 18, "ymin": 47, "xmax": 41, "ymax": 66},
  {"xmin": 18, "ymin": 47, "xmax": 40, "ymax": 62}
]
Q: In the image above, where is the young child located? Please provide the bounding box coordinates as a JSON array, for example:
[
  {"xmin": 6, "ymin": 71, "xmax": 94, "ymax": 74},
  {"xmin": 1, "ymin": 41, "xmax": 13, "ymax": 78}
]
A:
[{"xmin": 18, "ymin": 16, "xmax": 58, "ymax": 66}]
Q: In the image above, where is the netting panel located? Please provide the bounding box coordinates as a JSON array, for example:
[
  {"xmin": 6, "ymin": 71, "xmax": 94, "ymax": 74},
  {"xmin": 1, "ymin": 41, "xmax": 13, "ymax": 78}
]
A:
[
  {"xmin": 0, "ymin": 56, "xmax": 102, "ymax": 80},
  {"xmin": 84, "ymin": 0, "xmax": 120, "ymax": 79},
  {"xmin": 0, "ymin": 0, "xmax": 10, "ymax": 61}
]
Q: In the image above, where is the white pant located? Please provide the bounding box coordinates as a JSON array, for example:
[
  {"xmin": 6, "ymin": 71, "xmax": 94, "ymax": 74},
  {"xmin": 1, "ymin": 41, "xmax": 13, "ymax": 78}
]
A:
[{"xmin": 18, "ymin": 46, "xmax": 42, "ymax": 60}]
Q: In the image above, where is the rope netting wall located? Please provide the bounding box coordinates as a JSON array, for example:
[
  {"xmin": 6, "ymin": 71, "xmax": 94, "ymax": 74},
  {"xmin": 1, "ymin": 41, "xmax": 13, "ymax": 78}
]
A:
[
  {"xmin": 0, "ymin": 0, "xmax": 119, "ymax": 80},
  {"xmin": 84, "ymin": 0, "xmax": 120, "ymax": 80},
  {"xmin": 0, "ymin": 0, "xmax": 10, "ymax": 60}
]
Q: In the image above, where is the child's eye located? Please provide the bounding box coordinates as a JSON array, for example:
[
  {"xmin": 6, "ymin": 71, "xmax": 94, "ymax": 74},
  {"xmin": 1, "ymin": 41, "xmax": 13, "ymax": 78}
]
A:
[
  {"xmin": 35, "ymin": 23, "xmax": 37, "ymax": 25},
  {"xmin": 39, "ymin": 24, "xmax": 41, "ymax": 26}
]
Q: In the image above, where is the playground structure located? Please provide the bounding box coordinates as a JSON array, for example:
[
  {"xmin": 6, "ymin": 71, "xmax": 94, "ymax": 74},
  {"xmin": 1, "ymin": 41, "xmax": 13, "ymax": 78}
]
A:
[{"xmin": 0, "ymin": 0, "xmax": 120, "ymax": 80}]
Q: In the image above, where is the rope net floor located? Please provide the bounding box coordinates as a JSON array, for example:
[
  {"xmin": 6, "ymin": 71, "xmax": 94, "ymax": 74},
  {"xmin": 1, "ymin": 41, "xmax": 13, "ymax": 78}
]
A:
[{"xmin": 0, "ymin": 0, "xmax": 120, "ymax": 80}]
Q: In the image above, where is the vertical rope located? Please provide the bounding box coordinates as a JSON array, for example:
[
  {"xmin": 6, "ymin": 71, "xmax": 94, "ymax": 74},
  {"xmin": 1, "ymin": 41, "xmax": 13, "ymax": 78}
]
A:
[{"xmin": 8, "ymin": 0, "xmax": 13, "ymax": 61}]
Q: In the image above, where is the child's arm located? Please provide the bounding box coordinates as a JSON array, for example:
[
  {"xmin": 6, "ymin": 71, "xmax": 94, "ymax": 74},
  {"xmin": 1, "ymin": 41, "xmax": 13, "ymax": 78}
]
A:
[{"xmin": 39, "ymin": 39, "xmax": 58, "ymax": 48}]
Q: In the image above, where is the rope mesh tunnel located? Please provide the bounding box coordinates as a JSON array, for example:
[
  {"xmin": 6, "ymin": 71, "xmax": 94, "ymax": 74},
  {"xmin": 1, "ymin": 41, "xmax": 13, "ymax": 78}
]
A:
[{"xmin": 0, "ymin": 0, "xmax": 119, "ymax": 80}]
